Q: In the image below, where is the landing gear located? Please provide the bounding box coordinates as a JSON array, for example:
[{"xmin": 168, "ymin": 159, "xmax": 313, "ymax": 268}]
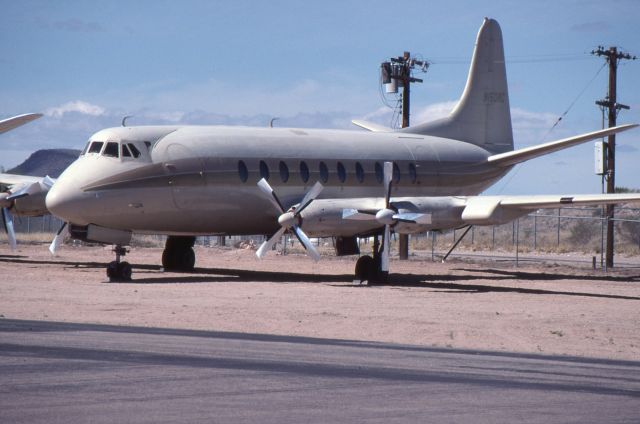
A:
[
  {"xmin": 354, "ymin": 234, "xmax": 388, "ymax": 285},
  {"xmin": 107, "ymin": 245, "xmax": 132, "ymax": 282},
  {"xmin": 162, "ymin": 236, "xmax": 196, "ymax": 272}
]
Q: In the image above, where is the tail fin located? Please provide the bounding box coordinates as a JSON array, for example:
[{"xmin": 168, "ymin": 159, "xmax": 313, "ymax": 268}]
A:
[{"xmin": 402, "ymin": 18, "xmax": 513, "ymax": 154}]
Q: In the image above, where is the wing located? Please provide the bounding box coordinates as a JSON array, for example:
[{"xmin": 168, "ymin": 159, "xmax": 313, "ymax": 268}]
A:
[
  {"xmin": 462, "ymin": 193, "xmax": 640, "ymax": 225},
  {"xmin": 0, "ymin": 113, "xmax": 43, "ymax": 135}
]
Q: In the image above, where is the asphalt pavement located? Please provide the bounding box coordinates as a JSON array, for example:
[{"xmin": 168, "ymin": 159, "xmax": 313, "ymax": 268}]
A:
[{"xmin": 1, "ymin": 319, "xmax": 639, "ymax": 423}]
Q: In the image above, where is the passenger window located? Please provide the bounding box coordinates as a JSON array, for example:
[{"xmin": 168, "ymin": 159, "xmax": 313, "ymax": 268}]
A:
[
  {"xmin": 103, "ymin": 142, "xmax": 119, "ymax": 158},
  {"xmin": 259, "ymin": 160, "xmax": 270, "ymax": 180},
  {"xmin": 122, "ymin": 145, "xmax": 132, "ymax": 157},
  {"xmin": 279, "ymin": 161, "xmax": 289, "ymax": 183},
  {"xmin": 337, "ymin": 162, "xmax": 346, "ymax": 183},
  {"xmin": 355, "ymin": 162, "xmax": 364, "ymax": 183},
  {"xmin": 238, "ymin": 160, "xmax": 248, "ymax": 183},
  {"xmin": 128, "ymin": 143, "xmax": 141, "ymax": 158},
  {"xmin": 300, "ymin": 161, "xmax": 309, "ymax": 183},
  {"xmin": 319, "ymin": 162, "xmax": 329, "ymax": 183},
  {"xmin": 88, "ymin": 141, "xmax": 104, "ymax": 154},
  {"xmin": 393, "ymin": 163, "xmax": 400, "ymax": 183},
  {"xmin": 374, "ymin": 162, "xmax": 383, "ymax": 184},
  {"xmin": 409, "ymin": 163, "xmax": 417, "ymax": 183}
]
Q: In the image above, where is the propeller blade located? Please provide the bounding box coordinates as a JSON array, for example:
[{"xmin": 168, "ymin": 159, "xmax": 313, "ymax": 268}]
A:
[
  {"xmin": 256, "ymin": 226, "xmax": 286, "ymax": 259},
  {"xmin": 383, "ymin": 161, "xmax": 393, "ymax": 207},
  {"xmin": 1, "ymin": 208, "xmax": 17, "ymax": 250},
  {"xmin": 292, "ymin": 226, "xmax": 321, "ymax": 262},
  {"xmin": 342, "ymin": 208, "xmax": 377, "ymax": 221},
  {"xmin": 257, "ymin": 178, "xmax": 285, "ymax": 213},
  {"xmin": 48, "ymin": 222, "xmax": 68, "ymax": 255},
  {"xmin": 381, "ymin": 224, "xmax": 390, "ymax": 272},
  {"xmin": 42, "ymin": 175, "xmax": 56, "ymax": 189},
  {"xmin": 296, "ymin": 181, "xmax": 323, "ymax": 215},
  {"xmin": 392, "ymin": 213, "xmax": 432, "ymax": 224}
]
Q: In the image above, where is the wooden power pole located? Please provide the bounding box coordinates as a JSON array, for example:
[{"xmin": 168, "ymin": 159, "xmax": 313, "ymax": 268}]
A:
[
  {"xmin": 381, "ymin": 52, "xmax": 428, "ymax": 260},
  {"xmin": 592, "ymin": 46, "xmax": 635, "ymax": 268}
]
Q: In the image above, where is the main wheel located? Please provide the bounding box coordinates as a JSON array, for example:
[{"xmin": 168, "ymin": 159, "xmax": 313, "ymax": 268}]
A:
[
  {"xmin": 162, "ymin": 247, "xmax": 176, "ymax": 270},
  {"xmin": 162, "ymin": 246, "xmax": 195, "ymax": 272},
  {"xmin": 355, "ymin": 255, "xmax": 375, "ymax": 283},
  {"xmin": 176, "ymin": 247, "xmax": 195, "ymax": 271}
]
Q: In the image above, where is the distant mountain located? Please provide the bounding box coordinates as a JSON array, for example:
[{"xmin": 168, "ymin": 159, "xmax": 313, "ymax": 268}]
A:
[{"xmin": 7, "ymin": 149, "xmax": 80, "ymax": 178}]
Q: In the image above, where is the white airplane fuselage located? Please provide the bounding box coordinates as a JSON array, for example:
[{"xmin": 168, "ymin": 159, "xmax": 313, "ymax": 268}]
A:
[{"xmin": 46, "ymin": 125, "xmax": 511, "ymax": 237}]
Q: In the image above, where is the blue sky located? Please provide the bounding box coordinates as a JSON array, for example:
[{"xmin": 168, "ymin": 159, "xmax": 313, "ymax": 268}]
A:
[{"xmin": 1, "ymin": 0, "xmax": 639, "ymax": 194}]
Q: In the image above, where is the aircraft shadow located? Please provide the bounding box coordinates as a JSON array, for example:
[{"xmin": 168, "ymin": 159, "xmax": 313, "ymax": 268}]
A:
[{"xmin": 2, "ymin": 255, "xmax": 638, "ymax": 300}]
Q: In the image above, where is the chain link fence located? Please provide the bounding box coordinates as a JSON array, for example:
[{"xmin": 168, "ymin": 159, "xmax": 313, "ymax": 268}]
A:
[{"xmin": 4, "ymin": 206, "xmax": 640, "ymax": 269}]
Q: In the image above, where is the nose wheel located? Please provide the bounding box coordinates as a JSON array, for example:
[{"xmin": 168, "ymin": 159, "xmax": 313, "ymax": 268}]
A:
[{"xmin": 107, "ymin": 245, "xmax": 132, "ymax": 282}]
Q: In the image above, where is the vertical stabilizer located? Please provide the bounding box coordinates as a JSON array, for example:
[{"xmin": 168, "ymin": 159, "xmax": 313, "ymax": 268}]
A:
[{"xmin": 402, "ymin": 18, "xmax": 513, "ymax": 153}]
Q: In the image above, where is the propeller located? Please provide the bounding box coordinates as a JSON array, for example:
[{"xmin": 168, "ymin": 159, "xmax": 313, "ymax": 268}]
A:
[
  {"xmin": 341, "ymin": 161, "xmax": 432, "ymax": 274},
  {"xmin": 1, "ymin": 206, "xmax": 17, "ymax": 250},
  {"xmin": 49, "ymin": 222, "xmax": 68, "ymax": 255},
  {"xmin": 1, "ymin": 176, "xmax": 55, "ymax": 251},
  {"xmin": 256, "ymin": 178, "xmax": 323, "ymax": 261}
]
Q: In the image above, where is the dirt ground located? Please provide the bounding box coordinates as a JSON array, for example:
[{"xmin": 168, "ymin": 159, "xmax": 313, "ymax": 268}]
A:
[{"xmin": 1, "ymin": 244, "xmax": 639, "ymax": 361}]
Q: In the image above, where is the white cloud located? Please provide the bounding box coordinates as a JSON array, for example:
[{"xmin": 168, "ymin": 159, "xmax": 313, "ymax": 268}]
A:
[
  {"xmin": 45, "ymin": 101, "xmax": 106, "ymax": 118},
  {"xmin": 412, "ymin": 101, "xmax": 457, "ymax": 123}
]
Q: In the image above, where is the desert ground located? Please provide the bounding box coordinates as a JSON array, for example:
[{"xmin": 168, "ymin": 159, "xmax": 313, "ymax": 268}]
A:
[{"xmin": 1, "ymin": 243, "xmax": 639, "ymax": 361}]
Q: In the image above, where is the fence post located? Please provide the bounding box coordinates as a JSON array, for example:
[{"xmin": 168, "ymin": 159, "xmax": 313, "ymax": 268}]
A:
[
  {"xmin": 516, "ymin": 218, "xmax": 520, "ymax": 266},
  {"xmin": 431, "ymin": 231, "xmax": 435, "ymax": 262},
  {"xmin": 492, "ymin": 226, "xmax": 495, "ymax": 250},
  {"xmin": 533, "ymin": 213, "xmax": 537, "ymax": 250},
  {"xmin": 557, "ymin": 208, "xmax": 561, "ymax": 247}
]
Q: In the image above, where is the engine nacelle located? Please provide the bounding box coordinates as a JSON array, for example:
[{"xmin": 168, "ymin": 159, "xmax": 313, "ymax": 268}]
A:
[
  {"xmin": 300, "ymin": 196, "xmax": 469, "ymax": 237},
  {"xmin": 8, "ymin": 192, "xmax": 49, "ymax": 217}
]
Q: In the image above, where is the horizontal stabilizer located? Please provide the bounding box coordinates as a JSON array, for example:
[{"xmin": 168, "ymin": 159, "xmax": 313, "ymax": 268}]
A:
[
  {"xmin": 351, "ymin": 120, "xmax": 391, "ymax": 132},
  {"xmin": 487, "ymin": 124, "xmax": 638, "ymax": 167}
]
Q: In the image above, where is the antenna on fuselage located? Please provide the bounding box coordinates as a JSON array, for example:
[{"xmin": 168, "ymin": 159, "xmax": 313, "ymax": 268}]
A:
[
  {"xmin": 269, "ymin": 117, "xmax": 279, "ymax": 128},
  {"xmin": 121, "ymin": 116, "xmax": 133, "ymax": 127}
]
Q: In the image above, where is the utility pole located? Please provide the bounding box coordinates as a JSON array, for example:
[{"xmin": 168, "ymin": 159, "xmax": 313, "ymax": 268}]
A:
[
  {"xmin": 592, "ymin": 46, "xmax": 636, "ymax": 268},
  {"xmin": 381, "ymin": 52, "xmax": 428, "ymax": 260}
]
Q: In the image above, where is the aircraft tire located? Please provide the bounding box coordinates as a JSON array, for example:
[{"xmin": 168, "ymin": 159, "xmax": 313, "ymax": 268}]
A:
[
  {"xmin": 106, "ymin": 261, "xmax": 133, "ymax": 282},
  {"xmin": 162, "ymin": 246, "xmax": 195, "ymax": 272},
  {"xmin": 162, "ymin": 247, "xmax": 176, "ymax": 270},
  {"xmin": 176, "ymin": 247, "xmax": 196, "ymax": 272},
  {"xmin": 355, "ymin": 255, "xmax": 375, "ymax": 283}
]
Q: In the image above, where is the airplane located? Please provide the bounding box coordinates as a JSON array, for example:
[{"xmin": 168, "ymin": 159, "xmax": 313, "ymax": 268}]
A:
[
  {"xmin": 12, "ymin": 18, "xmax": 640, "ymax": 282},
  {"xmin": 0, "ymin": 113, "xmax": 53, "ymax": 249}
]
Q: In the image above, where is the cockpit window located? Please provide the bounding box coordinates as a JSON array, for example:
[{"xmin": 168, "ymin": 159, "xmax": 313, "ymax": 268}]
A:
[
  {"xmin": 128, "ymin": 143, "xmax": 141, "ymax": 158},
  {"xmin": 103, "ymin": 142, "xmax": 119, "ymax": 158},
  {"xmin": 88, "ymin": 141, "xmax": 104, "ymax": 154},
  {"xmin": 144, "ymin": 141, "xmax": 152, "ymax": 150},
  {"xmin": 122, "ymin": 144, "xmax": 132, "ymax": 157},
  {"xmin": 81, "ymin": 142, "xmax": 90, "ymax": 155}
]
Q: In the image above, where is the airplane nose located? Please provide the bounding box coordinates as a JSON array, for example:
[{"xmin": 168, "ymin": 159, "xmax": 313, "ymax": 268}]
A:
[{"xmin": 46, "ymin": 181, "xmax": 86, "ymax": 224}]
